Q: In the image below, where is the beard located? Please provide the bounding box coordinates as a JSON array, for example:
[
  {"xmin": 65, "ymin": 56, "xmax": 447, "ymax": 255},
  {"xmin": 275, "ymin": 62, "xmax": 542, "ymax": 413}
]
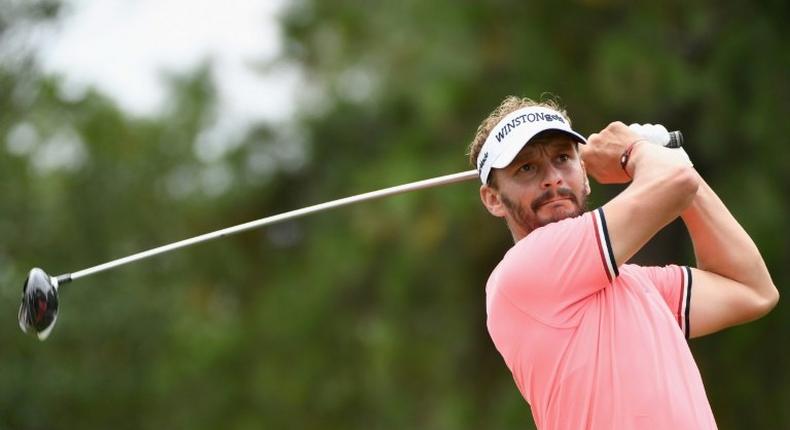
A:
[{"xmin": 501, "ymin": 187, "xmax": 587, "ymax": 233}]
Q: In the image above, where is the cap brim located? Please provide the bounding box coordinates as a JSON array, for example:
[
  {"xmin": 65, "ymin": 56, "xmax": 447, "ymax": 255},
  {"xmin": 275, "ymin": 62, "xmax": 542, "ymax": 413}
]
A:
[{"xmin": 489, "ymin": 128, "xmax": 587, "ymax": 170}]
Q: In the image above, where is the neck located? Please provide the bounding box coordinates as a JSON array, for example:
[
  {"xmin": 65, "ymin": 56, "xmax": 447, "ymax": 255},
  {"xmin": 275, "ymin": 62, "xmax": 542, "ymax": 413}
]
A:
[{"xmin": 507, "ymin": 221, "xmax": 531, "ymax": 243}]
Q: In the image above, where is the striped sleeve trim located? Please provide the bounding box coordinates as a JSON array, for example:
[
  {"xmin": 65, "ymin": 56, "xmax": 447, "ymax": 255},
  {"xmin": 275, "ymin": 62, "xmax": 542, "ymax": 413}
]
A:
[
  {"xmin": 591, "ymin": 208, "xmax": 619, "ymax": 282},
  {"xmin": 677, "ymin": 266, "xmax": 693, "ymax": 339}
]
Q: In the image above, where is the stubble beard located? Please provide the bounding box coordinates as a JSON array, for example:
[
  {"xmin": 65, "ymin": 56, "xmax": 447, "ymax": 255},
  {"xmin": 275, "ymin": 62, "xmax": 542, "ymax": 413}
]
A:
[{"xmin": 501, "ymin": 187, "xmax": 587, "ymax": 234}]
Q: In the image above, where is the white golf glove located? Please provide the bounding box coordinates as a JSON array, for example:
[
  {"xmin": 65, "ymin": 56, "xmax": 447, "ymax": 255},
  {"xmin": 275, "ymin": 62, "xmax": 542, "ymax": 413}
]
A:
[{"xmin": 629, "ymin": 123, "xmax": 693, "ymax": 167}]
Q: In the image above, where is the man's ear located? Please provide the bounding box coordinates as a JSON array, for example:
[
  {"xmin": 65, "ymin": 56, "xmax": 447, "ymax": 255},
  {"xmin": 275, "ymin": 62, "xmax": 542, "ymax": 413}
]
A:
[{"xmin": 480, "ymin": 184, "xmax": 508, "ymax": 218}]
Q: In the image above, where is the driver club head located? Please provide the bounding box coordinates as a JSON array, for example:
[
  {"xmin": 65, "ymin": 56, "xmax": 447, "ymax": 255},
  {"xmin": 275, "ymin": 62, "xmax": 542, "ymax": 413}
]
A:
[{"xmin": 18, "ymin": 267, "xmax": 60, "ymax": 340}]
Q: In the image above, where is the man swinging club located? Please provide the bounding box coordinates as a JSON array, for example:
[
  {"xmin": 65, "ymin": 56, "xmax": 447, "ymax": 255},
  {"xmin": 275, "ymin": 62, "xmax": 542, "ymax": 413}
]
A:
[{"xmin": 470, "ymin": 96, "xmax": 778, "ymax": 429}]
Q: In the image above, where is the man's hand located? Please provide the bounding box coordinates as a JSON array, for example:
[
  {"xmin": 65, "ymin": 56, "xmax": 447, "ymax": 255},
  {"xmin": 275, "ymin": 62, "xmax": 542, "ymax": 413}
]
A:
[
  {"xmin": 581, "ymin": 121, "xmax": 643, "ymax": 184},
  {"xmin": 582, "ymin": 121, "xmax": 694, "ymax": 184}
]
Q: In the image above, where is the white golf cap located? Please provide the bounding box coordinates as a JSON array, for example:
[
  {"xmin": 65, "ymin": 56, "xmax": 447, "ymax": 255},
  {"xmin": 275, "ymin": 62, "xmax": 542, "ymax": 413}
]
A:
[{"xmin": 476, "ymin": 106, "xmax": 587, "ymax": 184}]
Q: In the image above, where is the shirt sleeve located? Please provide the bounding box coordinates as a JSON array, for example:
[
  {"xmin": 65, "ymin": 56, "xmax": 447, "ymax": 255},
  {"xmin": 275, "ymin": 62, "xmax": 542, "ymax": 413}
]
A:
[
  {"xmin": 494, "ymin": 208, "xmax": 618, "ymax": 327},
  {"xmin": 641, "ymin": 264, "xmax": 693, "ymax": 339}
]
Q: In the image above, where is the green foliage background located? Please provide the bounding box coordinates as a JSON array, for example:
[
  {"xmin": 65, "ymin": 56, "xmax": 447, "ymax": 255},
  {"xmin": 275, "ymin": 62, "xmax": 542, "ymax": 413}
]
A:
[{"xmin": 1, "ymin": 1, "xmax": 787, "ymax": 429}]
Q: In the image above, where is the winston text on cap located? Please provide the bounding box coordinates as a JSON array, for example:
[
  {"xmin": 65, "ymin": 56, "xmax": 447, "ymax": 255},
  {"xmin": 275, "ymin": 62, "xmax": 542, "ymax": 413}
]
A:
[{"xmin": 493, "ymin": 112, "xmax": 567, "ymax": 143}]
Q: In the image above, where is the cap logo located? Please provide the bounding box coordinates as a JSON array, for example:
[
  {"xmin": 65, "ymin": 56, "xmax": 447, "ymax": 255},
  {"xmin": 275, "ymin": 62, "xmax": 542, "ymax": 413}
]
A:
[
  {"xmin": 477, "ymin": 151, "xmax": 489, "ymax": 171},
  {"xmin": 493, "ymin": 112, "xmax": 566, "ymax": 143}
]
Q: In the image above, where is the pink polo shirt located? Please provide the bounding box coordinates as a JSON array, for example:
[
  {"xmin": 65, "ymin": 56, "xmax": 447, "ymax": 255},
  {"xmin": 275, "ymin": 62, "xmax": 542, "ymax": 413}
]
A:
[{"xmin": 486, "ymin": 208, "xmax": 717, "ymax": 429}]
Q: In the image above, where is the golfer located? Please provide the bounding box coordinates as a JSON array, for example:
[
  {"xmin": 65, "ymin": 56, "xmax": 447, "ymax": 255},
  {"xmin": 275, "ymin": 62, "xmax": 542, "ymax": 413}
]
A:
[{"xmin": 471, "ymin": 96, "xmax": 778, "ymax": 429}]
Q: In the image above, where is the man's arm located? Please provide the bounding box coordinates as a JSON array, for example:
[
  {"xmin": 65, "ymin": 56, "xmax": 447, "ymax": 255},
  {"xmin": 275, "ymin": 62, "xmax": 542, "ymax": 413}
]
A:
[
  {"xmin": 682, "ymin": 175, "xmax": 778, "ymax": 338},
  {"xmin": 581, "ymin": 122, "xmax": 699, "ymax": 266},
  {"xmin": 582, "ymin": 122, "xmax": 778, "ymax": 337}
]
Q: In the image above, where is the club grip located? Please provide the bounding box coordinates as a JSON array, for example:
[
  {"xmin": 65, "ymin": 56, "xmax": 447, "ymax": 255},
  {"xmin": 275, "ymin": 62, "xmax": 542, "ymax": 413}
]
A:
[{"xmin": 667, "ymin": 131, "xmax": 684, "ymax": 148}]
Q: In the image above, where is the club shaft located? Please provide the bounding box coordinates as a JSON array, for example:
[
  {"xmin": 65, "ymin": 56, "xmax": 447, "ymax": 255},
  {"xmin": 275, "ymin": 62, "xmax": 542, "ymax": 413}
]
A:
[
  {"xmin": 61, "ymin": 170, "xmax": 479, "ymax": 282},
  {"xmin": 58, "ymin": 131, "xmax": 684, "ymax": 284}
]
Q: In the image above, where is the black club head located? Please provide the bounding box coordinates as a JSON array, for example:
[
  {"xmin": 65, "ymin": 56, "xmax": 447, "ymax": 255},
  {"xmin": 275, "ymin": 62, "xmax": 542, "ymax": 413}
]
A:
[{"xmin": 18, "ymin": 267, "xmax": 60, "ymax": 340}]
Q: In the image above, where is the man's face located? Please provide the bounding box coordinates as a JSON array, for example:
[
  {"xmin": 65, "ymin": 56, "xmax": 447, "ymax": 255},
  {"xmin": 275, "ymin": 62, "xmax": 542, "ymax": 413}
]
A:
[{"xmin": 480, "ymin": 137, "xmax": 590, "ymax": 240}]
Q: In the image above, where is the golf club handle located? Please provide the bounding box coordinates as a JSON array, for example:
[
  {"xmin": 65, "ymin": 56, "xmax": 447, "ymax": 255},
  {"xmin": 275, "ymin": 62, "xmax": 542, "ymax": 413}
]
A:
[
  {"xmin": 667, "ymin": 131, "xmax": 684, "ymax": 148},
  {"xmin": 62, "ymin": 169, "xmax": 480, "ymax": 282}
]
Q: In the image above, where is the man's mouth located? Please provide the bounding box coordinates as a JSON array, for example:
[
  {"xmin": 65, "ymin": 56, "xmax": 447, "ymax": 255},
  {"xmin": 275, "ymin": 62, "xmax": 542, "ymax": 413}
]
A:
[{"xmin": 539, "ymin": 197, "xmax": 571, "ymax": 207}]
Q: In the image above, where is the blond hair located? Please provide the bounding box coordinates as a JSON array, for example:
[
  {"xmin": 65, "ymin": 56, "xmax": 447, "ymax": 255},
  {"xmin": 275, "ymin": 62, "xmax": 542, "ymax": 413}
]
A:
[{"xmin": 467, "ymin": 96, "xmax": 573, "ymax": 170}]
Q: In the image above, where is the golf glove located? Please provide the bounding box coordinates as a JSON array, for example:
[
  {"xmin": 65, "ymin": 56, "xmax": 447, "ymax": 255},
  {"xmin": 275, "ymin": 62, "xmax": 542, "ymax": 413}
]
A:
[{"xmin": 629, "ymin": 123, "xmax": 693, "ymax": 167}]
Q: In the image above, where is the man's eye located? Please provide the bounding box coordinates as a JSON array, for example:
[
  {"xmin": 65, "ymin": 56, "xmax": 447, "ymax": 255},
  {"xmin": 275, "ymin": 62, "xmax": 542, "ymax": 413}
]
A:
[
  {"xmin": 519, "ymin": 163, "xmax": 534, "ymax": 172},
  {"xmin": 557, "ymin": 154, "xmax": 570, "ymax": 162}
]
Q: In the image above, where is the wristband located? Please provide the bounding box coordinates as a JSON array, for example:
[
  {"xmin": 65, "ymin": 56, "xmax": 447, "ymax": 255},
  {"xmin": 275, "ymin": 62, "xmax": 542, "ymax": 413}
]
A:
[{"xmin": 619, "ymin": 139, "xmax": 648, "ymax": 178}]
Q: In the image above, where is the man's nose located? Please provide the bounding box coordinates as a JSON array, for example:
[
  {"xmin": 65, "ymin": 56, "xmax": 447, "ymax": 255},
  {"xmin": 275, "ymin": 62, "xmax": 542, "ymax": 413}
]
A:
[{"xmin": 541, "ymin": 164, "xmax": 563, "ymax": 189}]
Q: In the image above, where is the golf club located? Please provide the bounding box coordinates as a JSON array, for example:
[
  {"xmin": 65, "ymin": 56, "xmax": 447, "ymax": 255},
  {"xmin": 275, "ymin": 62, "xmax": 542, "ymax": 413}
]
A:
[
  {"xmin": 18, "ymin": 130, "xmax": 683, "ymax": 340},
  {"xmin": 18, "ymin": 169, "xmax": 478, "ymax": 340}
]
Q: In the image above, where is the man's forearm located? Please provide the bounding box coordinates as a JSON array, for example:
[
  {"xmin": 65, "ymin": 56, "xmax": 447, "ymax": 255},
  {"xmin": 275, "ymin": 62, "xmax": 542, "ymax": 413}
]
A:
[{"xmin": 681, "ymin": 172, "xmax": 776, "ymax": 301}]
